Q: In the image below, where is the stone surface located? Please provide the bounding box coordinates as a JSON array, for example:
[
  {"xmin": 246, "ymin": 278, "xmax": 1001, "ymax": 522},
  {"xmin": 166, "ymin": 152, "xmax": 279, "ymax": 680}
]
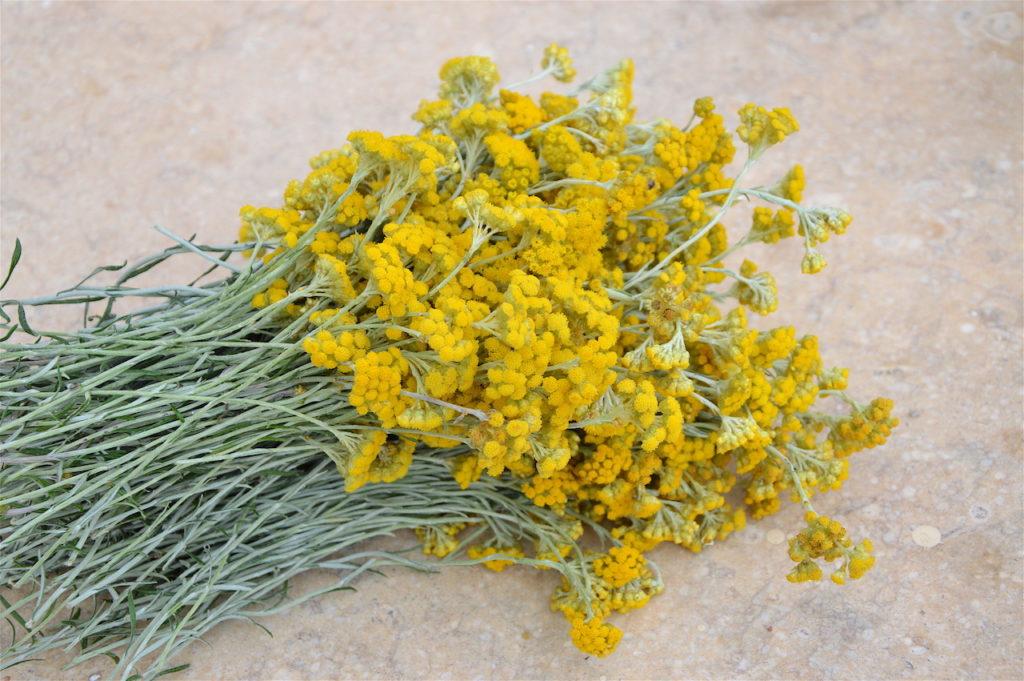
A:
[{"xmin": 2, "ymin": 1, "xmax": 1022, "ymax": 679}]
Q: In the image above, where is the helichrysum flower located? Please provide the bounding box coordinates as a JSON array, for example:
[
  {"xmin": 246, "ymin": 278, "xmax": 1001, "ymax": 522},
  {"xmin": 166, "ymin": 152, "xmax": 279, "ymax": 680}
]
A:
[
  {"xmin": 239, "ymin": 45, "xmax": 896, "ymax": 657},
  {"xmin": 541, "ymin": 42, "xmax": 576, "ymax": 83},
  {"xmin": 737, "ymin": 102, "xmax": 800, "ymax": 156}
]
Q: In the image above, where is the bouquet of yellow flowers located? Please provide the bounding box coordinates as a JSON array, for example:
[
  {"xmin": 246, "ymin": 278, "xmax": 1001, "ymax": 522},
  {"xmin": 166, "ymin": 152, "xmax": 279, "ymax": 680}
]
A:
[{"xmin": 1, "ymin": 46, "xmax": 896, "ymax": 678}]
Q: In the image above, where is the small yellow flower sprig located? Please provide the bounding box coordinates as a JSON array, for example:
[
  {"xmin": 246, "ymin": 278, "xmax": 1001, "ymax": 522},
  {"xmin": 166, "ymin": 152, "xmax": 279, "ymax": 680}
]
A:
[
  {"xmin": 696, "ymin": 161, "xmax": 854, "ymax": 274},
  {"xmin": 239, "ymin": 45, "xmax": 897, "ymax": 655},
  {"xmin": 552, "ymin": 546, "xmax": 664, "ymax": 657},
  {"xmin": 787, "ymin": 511, "xmax": 876, "ymax": 585}
]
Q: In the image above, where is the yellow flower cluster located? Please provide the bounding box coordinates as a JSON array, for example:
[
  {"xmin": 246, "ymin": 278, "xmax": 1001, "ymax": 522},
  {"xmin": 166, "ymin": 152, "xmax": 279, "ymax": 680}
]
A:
[
  {"xmin": 787, "ymin": 511, "xmax": 876, "ymax": 585},
  {"xmin": 541, "ymin": 42, "xmax": 576, "ymax": 83},
  {"xmin": 736, "ymin": 103, "xmax": 800, "ymax": 156},
  {"xmin": 553, "ymin": 546, "xmax": 662, "ymax": 656},
  {"xmin": 467, "ymin": 544, "xmax": 527, "ymax": 572},
  {"xmin": 319, "ymin": 431, "xmax": 418, "ymax": 493},
  {"xmin": 416, "ymin": 522, "xmax": 467, "ymax": 558},
  {"xmin": 241, "ymin": 47, "xmax": 896, "ymax": 656}
]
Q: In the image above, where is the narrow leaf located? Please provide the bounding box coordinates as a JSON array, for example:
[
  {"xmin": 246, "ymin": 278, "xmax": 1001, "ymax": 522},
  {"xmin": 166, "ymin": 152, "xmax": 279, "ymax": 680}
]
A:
[
  {"xmin": 0, "ymin": 238, "xmax": 22, "ymax": 290},
  {"xmin": 16, "ymin": 304, "xmax": 35, "ymax": 337},
  {"xmin": 127, "ymin": 592, "xmax": 137, "ymax": 640},
  {"xmin": 154, "ymin": 664, "xmax": 190, "ymax": 678}
]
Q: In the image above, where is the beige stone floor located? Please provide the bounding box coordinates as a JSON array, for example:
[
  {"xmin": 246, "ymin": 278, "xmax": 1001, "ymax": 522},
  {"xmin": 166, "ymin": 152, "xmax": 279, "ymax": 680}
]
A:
[{"xmin": 2, "ymin": 1, "xmax": 1022, "ymax": 679}]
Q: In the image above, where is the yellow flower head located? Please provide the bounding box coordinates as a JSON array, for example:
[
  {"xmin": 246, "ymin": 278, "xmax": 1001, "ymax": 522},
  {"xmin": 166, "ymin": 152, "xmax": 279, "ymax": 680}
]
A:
[
  {"xmin": 736, "ymin": 103, "xmax": 799, "ymax": 155},
  {"xmin": 439, "ymin": 55, "xmax": 500, "ymax": 104},
  {"xmin": 594, "ymin": 546, "xmax": 646, "ymax": 588},
  {"xmin": 541, "ymin": 42, "xmax": 576, "ymax": 83}
]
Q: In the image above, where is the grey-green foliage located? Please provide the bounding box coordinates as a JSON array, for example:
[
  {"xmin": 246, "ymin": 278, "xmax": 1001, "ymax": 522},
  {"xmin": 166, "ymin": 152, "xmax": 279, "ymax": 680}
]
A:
[{"xmin": 0, "ymin": 234, "xmax": 592, "ymax": 680}]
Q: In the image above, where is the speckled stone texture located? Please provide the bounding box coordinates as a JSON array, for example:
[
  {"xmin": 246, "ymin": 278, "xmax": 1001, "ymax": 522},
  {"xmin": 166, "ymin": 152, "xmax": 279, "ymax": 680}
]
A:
[{"xmin": 2, "ymin": 1, "xmax": 1022, "ymax": 679}]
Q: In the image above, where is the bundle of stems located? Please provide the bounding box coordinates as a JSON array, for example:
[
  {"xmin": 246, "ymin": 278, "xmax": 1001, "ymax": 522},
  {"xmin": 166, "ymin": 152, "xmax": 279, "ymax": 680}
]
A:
[{"xmin": 0, "ymin": 235, "xmax": 591, "ymax": 680}]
